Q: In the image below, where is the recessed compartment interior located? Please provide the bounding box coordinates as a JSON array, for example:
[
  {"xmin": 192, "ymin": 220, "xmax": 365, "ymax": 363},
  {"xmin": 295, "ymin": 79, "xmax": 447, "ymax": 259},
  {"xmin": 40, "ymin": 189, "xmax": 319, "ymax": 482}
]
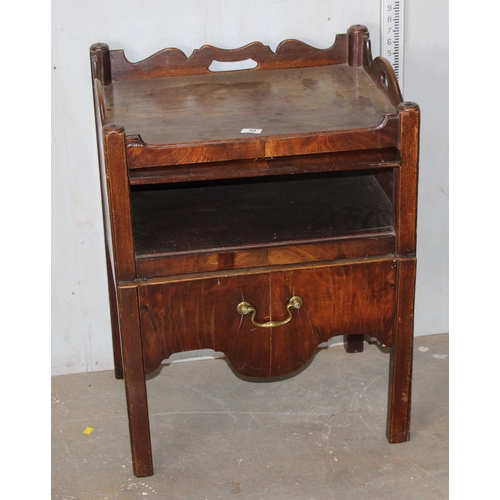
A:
[{"xmin": 130, "ymin": 168, "xmax": 395, "ymax": 258}]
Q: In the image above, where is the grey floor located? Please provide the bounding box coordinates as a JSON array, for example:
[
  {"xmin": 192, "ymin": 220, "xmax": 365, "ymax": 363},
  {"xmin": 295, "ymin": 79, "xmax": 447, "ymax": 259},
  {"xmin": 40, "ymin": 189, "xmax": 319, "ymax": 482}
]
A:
[{"xmin": 52, "ymin": 333, "xmax": 448, "ymax": 500}]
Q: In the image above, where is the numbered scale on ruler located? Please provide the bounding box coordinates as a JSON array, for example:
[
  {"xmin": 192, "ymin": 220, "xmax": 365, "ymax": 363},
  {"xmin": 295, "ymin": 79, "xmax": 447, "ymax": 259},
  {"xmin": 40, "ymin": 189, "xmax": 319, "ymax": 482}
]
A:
[{"xmin": 381, "ymin": 0, "xmax": 404, "ymax": 92}]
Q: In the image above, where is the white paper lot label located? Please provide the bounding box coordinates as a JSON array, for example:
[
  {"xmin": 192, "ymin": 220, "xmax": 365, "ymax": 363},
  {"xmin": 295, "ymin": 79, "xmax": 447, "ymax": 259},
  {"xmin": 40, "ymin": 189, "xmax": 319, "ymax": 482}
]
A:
[{"xmin": 241, "ymin": 128, "xmax": 262, "ymax": 134}]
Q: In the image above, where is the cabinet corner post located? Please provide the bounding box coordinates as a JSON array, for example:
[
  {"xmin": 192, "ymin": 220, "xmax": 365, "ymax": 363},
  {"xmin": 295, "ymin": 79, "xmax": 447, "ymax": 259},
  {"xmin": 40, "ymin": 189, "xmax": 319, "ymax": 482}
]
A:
[
  {"xmin": 396, "ymin": 101, "xmax": 420, "ymax": 255},
  {"xmin": 118, "ymin": 286, "xmax": 154, "ymax": 477},
  {"xmin": 90, "ymin": 42, "xmax": 112, "ymax": 85},
  {"xmin": 387, "ymin": 258, "xmax": 416, "ymax": 443},
  {"xmin": 348, "ymin": 24, "xmax": 369, "ymax": 67},
  {"xmin": 102, "ymin": 124, "xmax": 137, "ymax": 281}
]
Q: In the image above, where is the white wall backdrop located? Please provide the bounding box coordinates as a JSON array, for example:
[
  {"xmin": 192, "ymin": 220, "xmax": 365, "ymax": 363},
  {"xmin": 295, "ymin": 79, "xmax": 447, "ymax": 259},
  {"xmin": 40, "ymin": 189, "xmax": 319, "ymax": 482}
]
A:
[{"xmin": 51, "ymin": 0, "xmax": 449, "ymax": 375}]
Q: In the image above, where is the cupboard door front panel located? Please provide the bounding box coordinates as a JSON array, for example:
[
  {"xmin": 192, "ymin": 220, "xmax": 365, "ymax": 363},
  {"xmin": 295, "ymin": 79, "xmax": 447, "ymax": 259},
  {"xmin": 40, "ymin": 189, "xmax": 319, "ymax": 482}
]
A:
[
  {"xmin": 138, "ymin": 273, "xmax": 272, "ymax": 377},
  {"xmin": 138, "ymin": 259, "xmax": 397, "ymax": 378},
  {"xmin": 268, "ymin": 259, "xmax": 397, "ymax": 376}
]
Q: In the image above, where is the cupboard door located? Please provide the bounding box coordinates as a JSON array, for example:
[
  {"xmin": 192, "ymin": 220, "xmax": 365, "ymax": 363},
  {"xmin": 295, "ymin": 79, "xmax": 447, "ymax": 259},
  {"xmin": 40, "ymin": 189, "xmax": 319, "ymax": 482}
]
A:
[
  {"xmin": 138, "ymin": 273, "xmax": 272, "ymax": 377},
  {"xmin": 138, "ymin": 259, "xmax": 397, "ymax": 378},
  {"xmin": 268, "ymin": 259, "xmax": 397, "ymax": 376}
]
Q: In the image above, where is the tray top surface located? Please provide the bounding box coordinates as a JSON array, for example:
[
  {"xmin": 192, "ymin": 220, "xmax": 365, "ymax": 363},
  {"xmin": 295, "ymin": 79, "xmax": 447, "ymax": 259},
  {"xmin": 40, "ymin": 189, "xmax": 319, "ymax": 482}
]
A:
[{"xmin": 103, "ymin": 64, "xmax": 397, "ymax": 146}]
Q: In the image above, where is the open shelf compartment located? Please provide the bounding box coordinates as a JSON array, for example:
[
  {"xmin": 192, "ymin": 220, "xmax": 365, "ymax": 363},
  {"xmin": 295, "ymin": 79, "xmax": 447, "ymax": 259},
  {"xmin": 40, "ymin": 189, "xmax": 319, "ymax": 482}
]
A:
[{"xmin": 131, "ymin": 166, "xmax": 397, "ymax": 278}]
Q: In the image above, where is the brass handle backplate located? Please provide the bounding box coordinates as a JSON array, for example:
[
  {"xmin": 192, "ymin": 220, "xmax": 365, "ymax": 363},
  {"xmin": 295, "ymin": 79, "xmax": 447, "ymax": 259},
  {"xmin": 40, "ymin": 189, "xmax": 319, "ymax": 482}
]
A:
[{"xmin": 237, "ymin": 296, "xmax": 303, "ymax": 328}]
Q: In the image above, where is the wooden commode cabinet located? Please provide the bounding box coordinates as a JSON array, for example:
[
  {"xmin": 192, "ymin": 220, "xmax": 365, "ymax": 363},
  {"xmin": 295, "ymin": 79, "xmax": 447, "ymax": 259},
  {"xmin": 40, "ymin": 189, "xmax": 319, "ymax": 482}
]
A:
[{"xmin": 90, "ymin": 25, "xmax": 419, "ymax": 477}]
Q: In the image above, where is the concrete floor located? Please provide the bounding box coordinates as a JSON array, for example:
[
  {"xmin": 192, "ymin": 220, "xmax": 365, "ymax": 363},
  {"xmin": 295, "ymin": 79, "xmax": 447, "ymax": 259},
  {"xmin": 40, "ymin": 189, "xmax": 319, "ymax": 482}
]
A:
[{"xmin": 52, "ymin": 333, "xmax": 448, "ymax": 499}]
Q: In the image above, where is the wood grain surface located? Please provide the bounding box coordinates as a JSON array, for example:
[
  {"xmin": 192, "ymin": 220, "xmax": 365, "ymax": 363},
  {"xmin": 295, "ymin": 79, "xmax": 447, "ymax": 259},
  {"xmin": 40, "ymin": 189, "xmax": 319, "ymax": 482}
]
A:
[{"xmin": 138, "ymin": 258, "xmax": 397, "ymax": 377}]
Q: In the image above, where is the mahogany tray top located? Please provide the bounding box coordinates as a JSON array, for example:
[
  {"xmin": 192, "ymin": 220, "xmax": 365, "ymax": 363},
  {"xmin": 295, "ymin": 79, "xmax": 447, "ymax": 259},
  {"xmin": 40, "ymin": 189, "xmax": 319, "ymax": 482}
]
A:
[
  {"xmin": 104, "ymin": 65, "xmax": 397, "ymax": 145},
  {"xmin": 93, "ymin": 31, "xmax": 403, "ymax": 167}
]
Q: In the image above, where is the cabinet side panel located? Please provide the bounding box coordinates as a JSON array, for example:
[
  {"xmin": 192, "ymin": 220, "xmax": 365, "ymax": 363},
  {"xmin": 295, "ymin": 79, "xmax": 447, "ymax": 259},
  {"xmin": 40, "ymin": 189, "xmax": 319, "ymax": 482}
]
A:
[
  {"xmin": 372, "ymin": 169, "xmax": 394, "ymax": 202},
  {"xmin": 365, "ymin": 56, "xmax": 403, "ymax": 109},
  {"xmin": 91, "ymin": 50, "xmax": 115, "ymax": 283},
  {"xmin": 90, "ymin": 50, "xmax": 123, "ymax": 377}
]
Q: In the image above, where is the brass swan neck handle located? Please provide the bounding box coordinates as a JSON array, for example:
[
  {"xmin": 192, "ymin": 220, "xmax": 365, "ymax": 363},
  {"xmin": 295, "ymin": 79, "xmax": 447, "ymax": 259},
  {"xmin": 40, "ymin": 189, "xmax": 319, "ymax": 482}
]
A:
[{"xmin": 237, "ymin": 296, "xmax": 303, "ymax": 328}]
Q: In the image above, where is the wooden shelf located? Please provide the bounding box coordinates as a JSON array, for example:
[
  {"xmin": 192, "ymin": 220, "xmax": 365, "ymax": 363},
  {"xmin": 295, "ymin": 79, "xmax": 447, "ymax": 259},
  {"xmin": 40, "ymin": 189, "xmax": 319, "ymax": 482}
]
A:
[{"xmin": 131, "ymin": 169, "xmax": 394, "ymax": 257}]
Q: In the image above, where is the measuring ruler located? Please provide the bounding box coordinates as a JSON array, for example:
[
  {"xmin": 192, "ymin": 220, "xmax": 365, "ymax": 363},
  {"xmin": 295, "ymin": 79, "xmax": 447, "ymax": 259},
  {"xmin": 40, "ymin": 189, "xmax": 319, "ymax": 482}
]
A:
[{"xmin": 380, "ymin": 0, "xmax": 405, "ymax": 92}]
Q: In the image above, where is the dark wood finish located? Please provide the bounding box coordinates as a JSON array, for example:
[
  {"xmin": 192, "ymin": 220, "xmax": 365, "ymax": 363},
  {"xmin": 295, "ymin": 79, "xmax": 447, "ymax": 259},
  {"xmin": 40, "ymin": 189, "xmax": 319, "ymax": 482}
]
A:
[
  {"xmin": 373, "ymin": 169, "xmax": 394, "ymax": 201},
  {"xmin": 268, "ymin": 259, "xmax": 396, "ymax": 376},
  {"xmin": 104, "ymin": 67, "xmax": 395, "ymax": 146},
  {"xmin": 105, "ymin": 246, "xmax": 123, "ymax": 379},
  {"xmin": 348, "ymin": 24, "xmax": 368, "ymax": 67},
  {"xmin": 90, "ymin": 51, "xmax": 123, "ymax": 378},
  {"xmin": 108, "ymin": 36, "xmax": 349, "ymax": 81},
  {"xmin": 344, "ymin": 334, "xmax": 365, "ymax": 353},
  {"xmin": 139, "ymin": 258, "xmax": 396, "ymax": 376},
  {"xmin": 101, "ymin": 63, "xmax": 400, "ymax": 166},
  {"xmin": 129, "ymin": 148, "xmax": 401, "ymax": 185},
  {"xmin": 90, "ymin": 25, "xmax": 419, "ymax": 477},
  {"xmin": 387, "ymin": 258, "xmax": 416, "ymax": 442},
  {"xmin": 130, "ymin": 171, "xmax": 393, "ymax": 257},
  {"xmin": 135, "ymin": 235, "xmax": 396, "ymax": 279},
  {"xmin": 396, "ymin": 102, "xmax": 420, "ymax": 255},
  {"xmin": 124, "ymin": 120, "xmax": 399, "ymax": 168},
  {"xmin": 102, "ymin": 125, "xmax": 136, "ymax": 281},
  {"xmin": 118, "ymin": 287, "xmax": 153, "ymax": 477},
  {"xmin": 90, "ymin": 43, "xmax": 111, "ymax": 86},
  {"xmin": 139, "ymin": 272, "xmax": 273, "ymax": 377},
  {"xmin": 365, "ymin": 56, "xmax": 403, "ymax": 109}
]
